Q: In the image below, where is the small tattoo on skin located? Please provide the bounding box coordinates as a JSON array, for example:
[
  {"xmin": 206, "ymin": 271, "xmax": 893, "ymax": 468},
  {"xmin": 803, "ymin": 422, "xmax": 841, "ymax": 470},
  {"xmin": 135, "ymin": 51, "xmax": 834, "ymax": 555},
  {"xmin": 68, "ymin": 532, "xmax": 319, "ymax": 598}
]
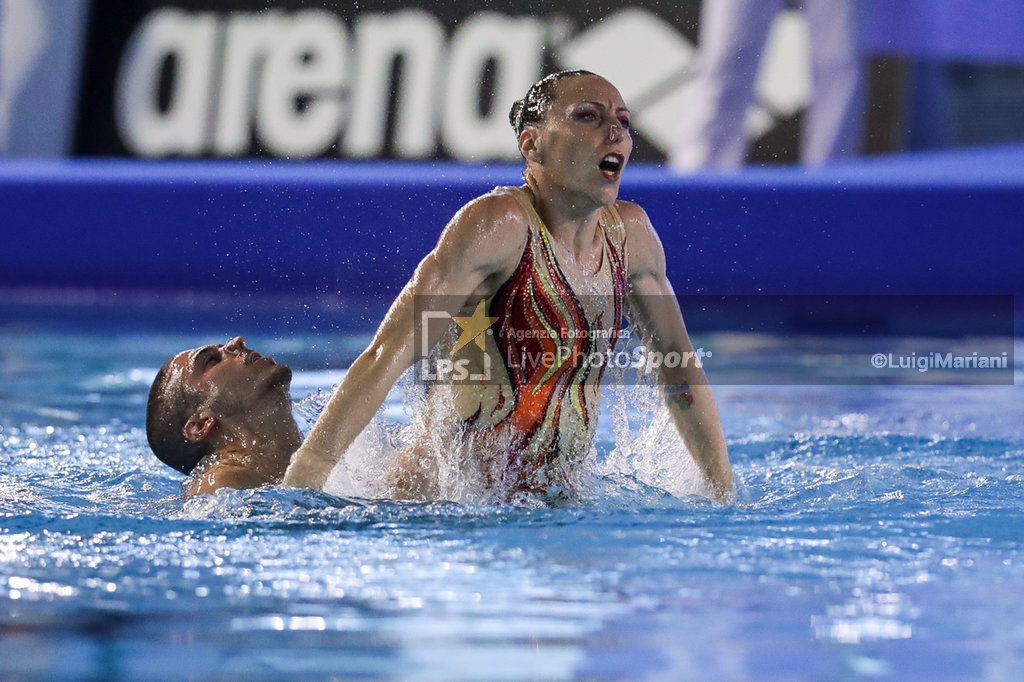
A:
[{"xmin": 666, "ymin": 385, "xmax": 694, "ymax": 411}]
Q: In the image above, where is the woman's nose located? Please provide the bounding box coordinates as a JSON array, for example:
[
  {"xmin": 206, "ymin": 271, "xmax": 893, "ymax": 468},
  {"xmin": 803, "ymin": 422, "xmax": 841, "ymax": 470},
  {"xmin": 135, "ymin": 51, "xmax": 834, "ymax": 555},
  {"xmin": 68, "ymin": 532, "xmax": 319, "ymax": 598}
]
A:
[{"xmin": 608, "ymin": 122, "xmax": 620, "ymax": 143}]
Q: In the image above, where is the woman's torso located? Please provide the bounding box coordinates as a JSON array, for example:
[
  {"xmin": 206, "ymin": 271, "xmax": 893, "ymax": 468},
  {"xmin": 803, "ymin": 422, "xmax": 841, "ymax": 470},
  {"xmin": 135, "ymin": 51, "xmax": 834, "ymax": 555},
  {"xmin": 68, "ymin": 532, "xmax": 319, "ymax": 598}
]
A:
[{"xmin": 440, "ymin": 185, "xmax": 628, "ymax": 491}]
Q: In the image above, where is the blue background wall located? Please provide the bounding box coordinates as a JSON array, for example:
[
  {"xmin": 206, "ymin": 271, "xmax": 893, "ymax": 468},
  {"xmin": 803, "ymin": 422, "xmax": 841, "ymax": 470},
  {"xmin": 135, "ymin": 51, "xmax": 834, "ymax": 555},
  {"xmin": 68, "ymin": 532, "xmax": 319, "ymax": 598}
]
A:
[{"xmin": 3, "ymin": 148, "xmax": 1021, "ymax": 305}]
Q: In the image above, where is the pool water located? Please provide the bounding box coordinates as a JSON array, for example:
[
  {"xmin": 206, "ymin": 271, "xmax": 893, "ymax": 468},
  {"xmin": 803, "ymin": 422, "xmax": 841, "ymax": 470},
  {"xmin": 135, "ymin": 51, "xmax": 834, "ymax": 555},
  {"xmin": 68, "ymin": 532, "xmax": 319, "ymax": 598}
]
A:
[{"xmin": 1, "ymin": 296, "xmax": 1022, "ymax": 680}]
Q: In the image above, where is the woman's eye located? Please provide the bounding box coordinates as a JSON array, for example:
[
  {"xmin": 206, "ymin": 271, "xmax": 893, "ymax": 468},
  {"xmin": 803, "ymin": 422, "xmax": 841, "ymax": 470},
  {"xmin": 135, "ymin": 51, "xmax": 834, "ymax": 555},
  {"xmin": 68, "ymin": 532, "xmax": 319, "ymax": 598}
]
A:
[
  {"xmin": 618, "ymin": 118, "xmax": 631, "ymax": 131},
  {"xmin": 574, "ymin": 111, "xmax": 597, "ymax": 121}
]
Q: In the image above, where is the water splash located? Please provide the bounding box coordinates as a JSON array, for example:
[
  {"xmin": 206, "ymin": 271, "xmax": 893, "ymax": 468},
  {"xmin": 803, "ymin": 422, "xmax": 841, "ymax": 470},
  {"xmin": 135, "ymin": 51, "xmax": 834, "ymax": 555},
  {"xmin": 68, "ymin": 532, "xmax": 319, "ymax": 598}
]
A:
[
  {"xmin": 596, "ymin": 382, "xmax": 707, "ymax": 501},
  {"xmin": 299, "ymin": 366, "xmax": 711, "ymax": 508}
]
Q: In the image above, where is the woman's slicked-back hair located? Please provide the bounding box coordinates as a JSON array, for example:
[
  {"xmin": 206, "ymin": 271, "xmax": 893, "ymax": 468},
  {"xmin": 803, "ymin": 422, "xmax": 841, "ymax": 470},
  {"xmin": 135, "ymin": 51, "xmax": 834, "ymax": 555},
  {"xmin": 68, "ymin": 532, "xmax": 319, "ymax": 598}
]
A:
[{"xmin": 508, "ymin": 70, "xmax": 597, "ymax": 136}]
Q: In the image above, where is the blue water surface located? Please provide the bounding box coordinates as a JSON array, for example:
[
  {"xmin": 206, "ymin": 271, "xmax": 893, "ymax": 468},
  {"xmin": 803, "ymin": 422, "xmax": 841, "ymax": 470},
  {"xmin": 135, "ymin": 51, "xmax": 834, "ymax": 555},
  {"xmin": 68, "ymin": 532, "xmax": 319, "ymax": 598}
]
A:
[{"xmin": 1, "ymin": 296, "xmax": 1022, "ymax": 680}]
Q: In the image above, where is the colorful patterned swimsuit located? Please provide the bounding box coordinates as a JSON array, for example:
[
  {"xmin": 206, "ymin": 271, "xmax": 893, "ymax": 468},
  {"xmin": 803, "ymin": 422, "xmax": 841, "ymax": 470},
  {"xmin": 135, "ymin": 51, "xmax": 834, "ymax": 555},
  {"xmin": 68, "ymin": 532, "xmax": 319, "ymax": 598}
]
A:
[{"xmin": 470, "ymin": 185, "xmax": 628, "ymax": 484}]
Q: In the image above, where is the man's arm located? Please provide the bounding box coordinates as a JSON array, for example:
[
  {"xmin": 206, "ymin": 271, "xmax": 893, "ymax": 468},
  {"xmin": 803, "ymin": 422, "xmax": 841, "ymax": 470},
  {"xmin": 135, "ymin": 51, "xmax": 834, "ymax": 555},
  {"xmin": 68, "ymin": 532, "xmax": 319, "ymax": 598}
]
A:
[
  {"xmin": 619, "ymin": 202, "xmax": 734, "ymax": 503},
  {"xmin": 283, "ymin": 194, "xmax": 527, "ymax": 490}
]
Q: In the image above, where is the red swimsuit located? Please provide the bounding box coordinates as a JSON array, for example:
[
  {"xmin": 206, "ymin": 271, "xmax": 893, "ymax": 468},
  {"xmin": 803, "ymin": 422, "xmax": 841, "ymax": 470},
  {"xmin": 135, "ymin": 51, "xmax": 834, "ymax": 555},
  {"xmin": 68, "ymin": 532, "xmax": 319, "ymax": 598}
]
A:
[{"xmin": 477, "ymin": 186, "xmax": 628, "ymax": 481}]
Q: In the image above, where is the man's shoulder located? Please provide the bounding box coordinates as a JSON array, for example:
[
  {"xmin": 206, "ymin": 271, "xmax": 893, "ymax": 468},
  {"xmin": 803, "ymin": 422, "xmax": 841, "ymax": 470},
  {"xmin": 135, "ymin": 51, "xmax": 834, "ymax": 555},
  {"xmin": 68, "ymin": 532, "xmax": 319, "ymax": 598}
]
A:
[{"xmin": 184, "ymin": 457, "xmax": 273, "ymax": 496}]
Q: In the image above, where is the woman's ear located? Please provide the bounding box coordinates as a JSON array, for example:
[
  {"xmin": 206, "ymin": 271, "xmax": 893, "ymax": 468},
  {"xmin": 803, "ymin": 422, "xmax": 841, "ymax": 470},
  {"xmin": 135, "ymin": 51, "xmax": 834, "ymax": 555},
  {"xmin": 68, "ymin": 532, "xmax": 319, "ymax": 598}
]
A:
[
  {"xmin": 519, "ymin": 128, "xmax": 541, "ymax": 164},
  {"xmin": 183, "ymin": 407, "xmax": 218, "ymax": 443}
]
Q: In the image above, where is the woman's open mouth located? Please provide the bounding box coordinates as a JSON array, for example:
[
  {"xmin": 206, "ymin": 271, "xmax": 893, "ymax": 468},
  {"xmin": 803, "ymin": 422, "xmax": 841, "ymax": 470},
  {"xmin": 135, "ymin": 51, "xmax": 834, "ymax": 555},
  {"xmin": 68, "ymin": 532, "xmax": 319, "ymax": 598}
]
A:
[{"xmin": 599, "ymin": 153, "xmax": 625, "ymax": 180}]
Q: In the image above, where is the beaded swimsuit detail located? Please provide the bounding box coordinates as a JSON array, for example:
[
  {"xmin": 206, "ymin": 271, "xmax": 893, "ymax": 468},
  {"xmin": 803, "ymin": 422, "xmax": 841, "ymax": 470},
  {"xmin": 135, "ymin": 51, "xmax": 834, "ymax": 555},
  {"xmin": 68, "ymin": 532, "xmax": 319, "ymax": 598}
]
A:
[{"xmin": 480, "ymin": 185, "xmax": 627, "ymax": 475}]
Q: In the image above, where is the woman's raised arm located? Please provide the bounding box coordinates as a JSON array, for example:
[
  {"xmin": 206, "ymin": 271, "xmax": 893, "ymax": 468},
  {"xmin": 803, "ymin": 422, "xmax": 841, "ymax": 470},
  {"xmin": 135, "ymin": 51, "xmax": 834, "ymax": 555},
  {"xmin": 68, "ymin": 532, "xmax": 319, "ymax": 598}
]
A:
[
  {"xmin": 619, "ymin": 202, "xmax": 734, "ymax": 503},
  {"xmin": 283, "ymin": 193, "xmax": 528, "ymax": 490}
]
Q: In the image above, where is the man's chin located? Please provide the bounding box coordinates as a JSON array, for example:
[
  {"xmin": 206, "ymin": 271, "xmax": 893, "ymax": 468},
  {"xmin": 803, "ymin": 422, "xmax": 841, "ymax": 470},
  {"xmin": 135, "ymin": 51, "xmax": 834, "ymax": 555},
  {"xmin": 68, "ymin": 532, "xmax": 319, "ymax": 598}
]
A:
[{"xmin": 264, "ymin": 364, "xmax": 294, "ymax": 394}]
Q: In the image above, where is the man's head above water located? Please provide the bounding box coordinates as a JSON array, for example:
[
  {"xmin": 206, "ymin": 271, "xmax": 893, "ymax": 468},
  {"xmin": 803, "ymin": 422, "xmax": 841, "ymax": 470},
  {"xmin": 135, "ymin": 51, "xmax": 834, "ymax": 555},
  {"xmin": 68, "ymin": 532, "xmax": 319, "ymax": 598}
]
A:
[{"xmin": 146, "ymin": 336, "xmax": 302, "ymax": 489}]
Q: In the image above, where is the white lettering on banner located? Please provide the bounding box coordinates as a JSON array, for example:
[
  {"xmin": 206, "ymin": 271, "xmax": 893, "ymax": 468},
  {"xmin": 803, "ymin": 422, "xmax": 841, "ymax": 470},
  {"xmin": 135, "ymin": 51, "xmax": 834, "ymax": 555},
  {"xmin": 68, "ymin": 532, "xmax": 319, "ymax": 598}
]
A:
[
  {"xmin": 442, "ymin": 12, "xmax": 545, "ymax": 160},
  {"xmin": 215, "ymin": 11, "xmax": 285, "ymax": 155},
  {"xmin": 258, "ymin": 10, "xmax": 347, "ymax": 157},
  {"xmin": 117, "ymin": 7, "xmax": 543, "ymax": 159},
  {"xmin": 750, "ymin": 11, "xmax": 811, "ymax": 138},
  {"xmin": 112, "ymin": 7, "xmax": 810, "ymax": 160},
  {"xmin": 344, "ymin": 10, "xmax": 444, "ymax": 158},
  {"xmin": 116, "ymin": 9, "xmax": 218, "ymax": 156}
]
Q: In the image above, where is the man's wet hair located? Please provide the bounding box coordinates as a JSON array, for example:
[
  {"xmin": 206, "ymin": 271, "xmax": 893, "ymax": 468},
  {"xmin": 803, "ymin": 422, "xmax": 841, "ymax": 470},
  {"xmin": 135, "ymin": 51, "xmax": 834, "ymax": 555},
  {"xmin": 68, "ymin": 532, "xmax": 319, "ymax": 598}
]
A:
[
  {"xmin": 146, "ymin": 357, "xmax": 211, "ymax": 475},
  {"xmin": 508, "ymin": 69, "xmax": 598, "ymax": 136}
]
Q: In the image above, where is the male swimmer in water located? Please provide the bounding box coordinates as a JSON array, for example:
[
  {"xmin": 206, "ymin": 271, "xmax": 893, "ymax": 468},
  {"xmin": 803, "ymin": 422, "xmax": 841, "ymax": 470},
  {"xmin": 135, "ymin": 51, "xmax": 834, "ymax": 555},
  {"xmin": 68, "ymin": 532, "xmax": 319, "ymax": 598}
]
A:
[
  {"xmin": 146, "ymin": 336, "xmax": 302, "ymax": 496},
  {"xmin": 283, "ymin": 71, "xmax": 734, "ymax": 502}
]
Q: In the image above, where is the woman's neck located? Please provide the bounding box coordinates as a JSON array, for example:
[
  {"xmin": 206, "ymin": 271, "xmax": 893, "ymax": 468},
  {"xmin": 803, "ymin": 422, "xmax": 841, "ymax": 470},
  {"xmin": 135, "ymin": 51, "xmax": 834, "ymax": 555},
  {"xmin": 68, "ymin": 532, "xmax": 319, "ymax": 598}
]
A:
[{"xmin": 524, "ymin": 174, "xmax": 602, "ymax": 257}]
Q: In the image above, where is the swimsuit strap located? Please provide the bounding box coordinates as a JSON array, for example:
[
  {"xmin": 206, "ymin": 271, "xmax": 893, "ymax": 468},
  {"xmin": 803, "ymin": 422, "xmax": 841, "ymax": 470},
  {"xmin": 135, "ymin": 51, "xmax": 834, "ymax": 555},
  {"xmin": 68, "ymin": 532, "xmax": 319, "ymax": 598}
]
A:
[
  {"xmin": 498, "ymin": 185, "xmax": 627, "ymax": 298},
  {"xmin": 597, "ymin": 202, "xmax": 628, "ymax": 307}
]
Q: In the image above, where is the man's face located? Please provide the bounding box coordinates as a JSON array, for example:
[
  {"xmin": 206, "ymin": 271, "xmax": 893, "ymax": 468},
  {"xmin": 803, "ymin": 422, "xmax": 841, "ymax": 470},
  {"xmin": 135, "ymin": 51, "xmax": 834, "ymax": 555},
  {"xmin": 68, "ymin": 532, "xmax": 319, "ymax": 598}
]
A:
[{"xmin": 166, "ymin": 336, "xmax": 292, "ymax": 417}]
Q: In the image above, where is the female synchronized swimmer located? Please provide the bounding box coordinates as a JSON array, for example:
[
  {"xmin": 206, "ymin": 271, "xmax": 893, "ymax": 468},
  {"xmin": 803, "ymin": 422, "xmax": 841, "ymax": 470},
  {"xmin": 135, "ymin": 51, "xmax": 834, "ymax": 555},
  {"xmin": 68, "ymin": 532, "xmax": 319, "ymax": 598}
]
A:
[{"xmin": 284, "ymin": 70, "xmax": 734, "ymax": 502}]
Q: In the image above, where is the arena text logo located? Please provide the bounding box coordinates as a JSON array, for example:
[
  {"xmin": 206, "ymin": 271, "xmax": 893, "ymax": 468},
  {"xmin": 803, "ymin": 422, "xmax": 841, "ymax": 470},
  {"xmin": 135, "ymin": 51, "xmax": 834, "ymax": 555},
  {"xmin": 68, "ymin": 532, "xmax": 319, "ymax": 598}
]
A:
[{"xmin": 112, "ymin": 7, "xmax": 809, "ymax": 159}]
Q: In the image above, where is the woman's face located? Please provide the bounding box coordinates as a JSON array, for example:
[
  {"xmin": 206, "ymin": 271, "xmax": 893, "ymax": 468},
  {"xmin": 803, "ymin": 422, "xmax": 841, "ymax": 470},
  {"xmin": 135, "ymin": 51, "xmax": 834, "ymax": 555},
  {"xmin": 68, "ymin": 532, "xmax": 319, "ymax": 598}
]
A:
[{"xmin": 527, "ymin": 75, "xmax": 633, "ymax": 208}]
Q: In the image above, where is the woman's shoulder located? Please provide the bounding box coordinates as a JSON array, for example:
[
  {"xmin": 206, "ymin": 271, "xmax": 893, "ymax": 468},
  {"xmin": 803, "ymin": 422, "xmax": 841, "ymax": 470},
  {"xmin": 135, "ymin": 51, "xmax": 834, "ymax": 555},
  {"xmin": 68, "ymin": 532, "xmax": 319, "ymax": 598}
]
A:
[
  {"xmin": 450, "ymin": 186, "xmax": 532, "ymax": 226},
  {"xmin": 613, "ymin": 200, "xmax": 652, "ymax": 229},
  {"xmin": 613, "ymin": 200, "xmax": 666, "ymax": 274},
  {"xmin": 613, "ymin": 200, "xmax": 659, "ymax": 243},
  {"xmin": 434, "ymin": 187, "xmax": 531, "ymax": 265}
]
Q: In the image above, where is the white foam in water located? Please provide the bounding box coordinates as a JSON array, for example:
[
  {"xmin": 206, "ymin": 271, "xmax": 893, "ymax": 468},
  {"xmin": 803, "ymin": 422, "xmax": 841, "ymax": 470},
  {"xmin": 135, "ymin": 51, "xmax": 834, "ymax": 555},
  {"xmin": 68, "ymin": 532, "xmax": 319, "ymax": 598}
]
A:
[
  {"xmin": 319, "ymin": 418, "xmax": 395, "ymax": 500},
  {"xmin": 292, "ymin": 387, "xmax": 396, "ymax": 500},
  {"xmin": 315, "ymin": 381, "xmax": 537, "ymax": 504},
  {"xmin": 303, "ymin": 366, "xmax": 710, "ymax": 505},
  {"xmin": 597, "ymin": 383, "xmax": 707, "ymax": 500}
]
